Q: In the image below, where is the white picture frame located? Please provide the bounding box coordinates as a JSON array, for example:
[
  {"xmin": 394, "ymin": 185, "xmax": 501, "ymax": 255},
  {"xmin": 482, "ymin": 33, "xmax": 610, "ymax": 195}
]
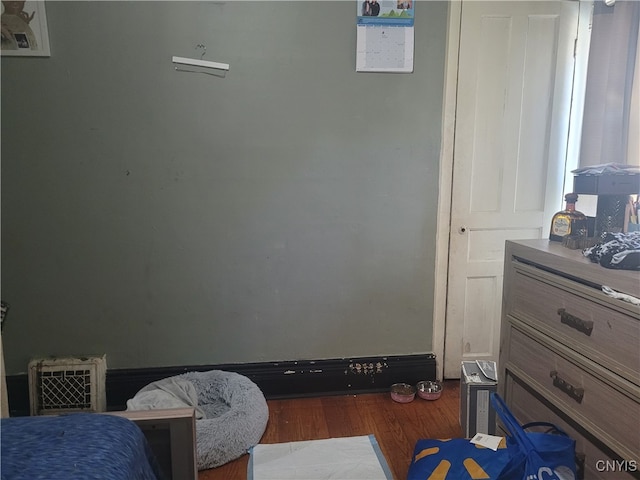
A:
[{"xmin": 1, "ymin": 1, "xmax": 50, "ymax": 57}]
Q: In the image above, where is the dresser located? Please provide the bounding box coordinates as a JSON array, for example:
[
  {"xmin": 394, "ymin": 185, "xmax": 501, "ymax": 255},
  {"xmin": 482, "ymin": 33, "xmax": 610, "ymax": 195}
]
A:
[{"xmin": 500, "ymin": 239, "xmax": 640, "ymax": 479}]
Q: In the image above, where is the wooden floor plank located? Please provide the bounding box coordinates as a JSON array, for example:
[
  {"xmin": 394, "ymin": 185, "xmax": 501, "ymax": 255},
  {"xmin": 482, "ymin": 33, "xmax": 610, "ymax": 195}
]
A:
[{"xmin": 198, "ymin": 380, "xmax": 462, "ymax": 480}]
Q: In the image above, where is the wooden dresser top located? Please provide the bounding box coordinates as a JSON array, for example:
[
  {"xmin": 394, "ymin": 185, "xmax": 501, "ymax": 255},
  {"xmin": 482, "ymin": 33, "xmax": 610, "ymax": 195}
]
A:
[{"xmin": 506, "ymin": 239, "xmax": 640, "ymax": 299}]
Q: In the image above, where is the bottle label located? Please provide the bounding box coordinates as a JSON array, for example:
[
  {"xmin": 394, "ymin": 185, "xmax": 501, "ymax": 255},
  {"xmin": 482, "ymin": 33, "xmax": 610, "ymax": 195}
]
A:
[{"xmin": 552, "ymin": 217, "xmax": 571, "ymax": 236}]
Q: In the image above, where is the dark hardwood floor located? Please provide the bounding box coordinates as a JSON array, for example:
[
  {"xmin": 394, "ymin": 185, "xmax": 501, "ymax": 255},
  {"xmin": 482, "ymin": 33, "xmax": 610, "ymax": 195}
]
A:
[{"xmin": 198, "ymin": 380, "xmax": 463, "ymax": 480}]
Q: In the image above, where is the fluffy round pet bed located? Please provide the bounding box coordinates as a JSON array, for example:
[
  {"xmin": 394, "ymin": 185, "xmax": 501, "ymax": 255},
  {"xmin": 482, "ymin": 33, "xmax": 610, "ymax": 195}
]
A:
[
  {"xmin": 180, "ymin": 370, "xmax": 269, "ymax": 470},
  {"xmin": 127, "ymin": 370, "xmax": 268, "ymax": 470}
]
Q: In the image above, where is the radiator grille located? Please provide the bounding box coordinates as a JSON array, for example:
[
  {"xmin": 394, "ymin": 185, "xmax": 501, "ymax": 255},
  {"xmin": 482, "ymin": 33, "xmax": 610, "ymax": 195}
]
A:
[{"xmin": 28, "ymin": 356, "xmax": 106, "ymax": 415}]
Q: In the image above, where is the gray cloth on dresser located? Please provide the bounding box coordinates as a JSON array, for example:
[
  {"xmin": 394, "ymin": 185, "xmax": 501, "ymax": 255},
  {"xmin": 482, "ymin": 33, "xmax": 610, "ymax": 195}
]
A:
[{"xmin": 583, "ymin": 231, "xmax": 640, "ymax": 270}]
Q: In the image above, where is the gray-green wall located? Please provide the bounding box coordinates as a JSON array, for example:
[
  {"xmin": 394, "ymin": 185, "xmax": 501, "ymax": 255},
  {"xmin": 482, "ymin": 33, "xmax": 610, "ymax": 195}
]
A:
[{"xmin": 1, "ymin": 1, "xmax": 447, "ymax": 374}]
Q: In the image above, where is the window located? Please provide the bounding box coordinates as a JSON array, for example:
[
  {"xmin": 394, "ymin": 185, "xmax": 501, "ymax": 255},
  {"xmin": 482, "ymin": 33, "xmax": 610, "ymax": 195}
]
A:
[{"xmin": 579, "ymin": 0, "xmax": 640, "ymax": 168}]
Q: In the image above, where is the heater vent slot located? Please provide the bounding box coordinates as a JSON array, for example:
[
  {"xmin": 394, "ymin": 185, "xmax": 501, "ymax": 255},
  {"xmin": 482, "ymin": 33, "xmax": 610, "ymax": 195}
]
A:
[{"xmin": 28, "ymin": 355, "xmax": 106, "ymax": 415}]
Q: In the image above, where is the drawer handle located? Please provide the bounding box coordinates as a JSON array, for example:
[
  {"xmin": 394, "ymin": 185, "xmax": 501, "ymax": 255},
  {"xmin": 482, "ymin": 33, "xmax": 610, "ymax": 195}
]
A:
[
  {"xmin": 557, "ymin": 308, "xmax": 593, "ymax": 337},
  {"xmin": 550, "ymin": 370, "xmax": 584, "ymax": 404}
]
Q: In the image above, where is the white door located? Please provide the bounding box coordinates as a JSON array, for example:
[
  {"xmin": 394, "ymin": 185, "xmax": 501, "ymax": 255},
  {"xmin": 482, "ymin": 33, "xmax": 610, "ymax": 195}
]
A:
[{"xmin": 443, "ymin": 1, "xmax": 581, "ymax": 378}]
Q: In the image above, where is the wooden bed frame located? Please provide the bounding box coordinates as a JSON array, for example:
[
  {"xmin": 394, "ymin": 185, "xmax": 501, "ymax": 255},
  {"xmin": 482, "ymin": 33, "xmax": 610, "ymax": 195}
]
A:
[
  {"xmin": 1, "ymin": 334, "xmax": 8, "ymax": 419},
  {"xmin": 106, "ymin": 407, "xmax": 198, "ymax": 480}
]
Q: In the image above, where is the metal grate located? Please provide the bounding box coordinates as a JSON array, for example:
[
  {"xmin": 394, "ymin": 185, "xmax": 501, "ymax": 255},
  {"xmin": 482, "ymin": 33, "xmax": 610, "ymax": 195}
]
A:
[{"xmin": 28, "ymin": 356, "xmax": 106, "ymax": 415}]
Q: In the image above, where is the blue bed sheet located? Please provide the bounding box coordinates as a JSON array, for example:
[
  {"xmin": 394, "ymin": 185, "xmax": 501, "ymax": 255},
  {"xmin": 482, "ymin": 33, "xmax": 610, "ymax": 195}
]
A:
[{"xmin": 1, "ymin": 413, "xmax": 162, "ymax": 480}]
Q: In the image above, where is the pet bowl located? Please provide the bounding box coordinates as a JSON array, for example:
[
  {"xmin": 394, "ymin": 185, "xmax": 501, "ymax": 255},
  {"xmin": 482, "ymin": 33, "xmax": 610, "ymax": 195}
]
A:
[
  {"xmin": 416, "ymin": 380, "xmax": 443, "ymax": 400},
  {"xmin": 390, "ymin": 383, "xmax": 416, "ymax": 403}
]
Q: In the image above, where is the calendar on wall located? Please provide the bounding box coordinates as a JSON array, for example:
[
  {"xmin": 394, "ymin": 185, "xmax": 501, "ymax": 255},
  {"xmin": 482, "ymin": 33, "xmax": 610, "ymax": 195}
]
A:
[{"xmin": 356, "ymin": 0, "xmax": 414, "ymax": 73}]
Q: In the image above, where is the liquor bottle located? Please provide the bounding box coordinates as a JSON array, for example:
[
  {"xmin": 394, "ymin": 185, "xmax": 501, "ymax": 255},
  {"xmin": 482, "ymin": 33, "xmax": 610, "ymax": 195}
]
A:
[{"xmin": 549, "ymin": 193, "xmax": 588, "ymax": 242}]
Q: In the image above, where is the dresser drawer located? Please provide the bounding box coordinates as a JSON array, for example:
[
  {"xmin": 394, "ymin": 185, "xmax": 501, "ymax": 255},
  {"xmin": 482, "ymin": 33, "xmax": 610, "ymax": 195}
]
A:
[
  {"xmin": 509, "ymin": 263, "xmax": 640, "ymax": 385},
  {"xmin": 504, "ymin": 374, "xmax": 638, "ymax": 480},
  {"xmin": 507, "ymin": 327, "xmax": 640, "ymax": 460}
]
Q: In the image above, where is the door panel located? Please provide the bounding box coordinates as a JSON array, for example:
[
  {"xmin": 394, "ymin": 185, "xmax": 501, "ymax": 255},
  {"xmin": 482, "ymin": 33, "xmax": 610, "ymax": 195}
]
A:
[{"xmin": 444, "ymin": 1, "xmax": 580, "ymax": 378}]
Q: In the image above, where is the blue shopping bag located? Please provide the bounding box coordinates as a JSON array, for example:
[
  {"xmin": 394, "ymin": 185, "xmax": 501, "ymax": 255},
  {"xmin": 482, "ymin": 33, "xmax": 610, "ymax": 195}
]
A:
[
  {"xmin": 407, "ymin": 437, "xmax": 511, "ymax": 479},
  {"xmin": 491, "ymin": 393, "xmax": 577, "ymax": 480}
]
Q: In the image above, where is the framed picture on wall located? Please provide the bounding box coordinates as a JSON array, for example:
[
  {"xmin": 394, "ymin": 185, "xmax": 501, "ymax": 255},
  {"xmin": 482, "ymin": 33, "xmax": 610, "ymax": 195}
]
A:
[{"xmin": 1, "ymin": 1, "xmax": 50, "ymax": 56}]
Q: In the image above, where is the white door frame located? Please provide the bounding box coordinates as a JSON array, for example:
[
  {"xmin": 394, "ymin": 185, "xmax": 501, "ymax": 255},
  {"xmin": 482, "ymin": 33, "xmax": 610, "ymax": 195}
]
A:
[
  {"xmin": 432, "ymin": 0, "xmax": 593, "ymax": 380},
  {"xmin": 432, "ymin": 0, "xmax": 462, "ymax": 381}
]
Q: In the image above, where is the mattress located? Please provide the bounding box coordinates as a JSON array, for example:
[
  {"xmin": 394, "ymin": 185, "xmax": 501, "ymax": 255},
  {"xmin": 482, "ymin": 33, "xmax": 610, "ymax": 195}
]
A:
[{"xmin": 1, "ymin": 413, "xmax": 162, "ymax": 480}]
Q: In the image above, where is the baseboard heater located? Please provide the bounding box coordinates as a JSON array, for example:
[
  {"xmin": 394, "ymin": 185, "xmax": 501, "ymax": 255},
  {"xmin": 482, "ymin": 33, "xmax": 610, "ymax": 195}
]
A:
[{"xmin": 6, "ymin": 353, "xmax": 436, "ymax": 416}]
